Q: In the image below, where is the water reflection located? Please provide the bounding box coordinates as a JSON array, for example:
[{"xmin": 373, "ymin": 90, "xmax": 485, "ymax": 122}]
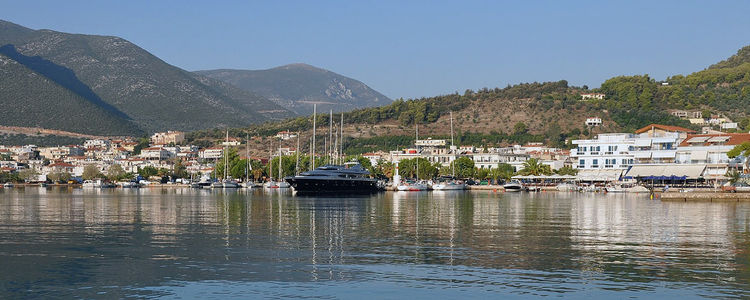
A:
[{"xmin": 0, "ymin": 188, "xmax": 748, "ymax": 298}]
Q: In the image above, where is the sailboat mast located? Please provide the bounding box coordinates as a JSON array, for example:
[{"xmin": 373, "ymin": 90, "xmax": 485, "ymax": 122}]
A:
[
  {"xmin": 450, "ymin": 112, "xmax": 455, "ymax": 178},
  {"xmin": 333, "ymin": 122, "xmax": 338, "ymax": 166},
  {"xmin": 278, "ymin": 147, "xmax": 282, "ymax": 180},
  {"xmin": 224, "ymin": 129, "xmax": 229, "ymax": 180},
  {"xmin": 246, "ymin": 133, "xmax": 250, "ymax": 182},
  {"xmin": 312, "ymin": 104, "xmax": 316, "ymax": 170},
  {"xmin": 329, "ymin": 109, "xmax": 333, "ymax": 160},
  {"xmin": 295, "ymin": 131, "xmax": 300, "ymax": 175},
  {"xmin": 340, "ymin": 113, "xmax": 344, "ymax": 164}
]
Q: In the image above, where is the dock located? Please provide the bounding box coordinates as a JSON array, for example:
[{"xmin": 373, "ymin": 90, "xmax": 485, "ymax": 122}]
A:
[{"xmin": 660, "ymin": 192, "xmax": 750, "ymax": 202}]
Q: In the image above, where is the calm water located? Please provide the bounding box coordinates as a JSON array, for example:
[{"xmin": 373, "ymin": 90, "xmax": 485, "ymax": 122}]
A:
[{"xmin": 1, "ymin": 188, "xmax": 749, "ymax": 299}]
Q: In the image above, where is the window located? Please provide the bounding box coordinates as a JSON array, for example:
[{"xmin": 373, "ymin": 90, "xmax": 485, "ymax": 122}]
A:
[
  {"xmin": 592, "ymin": 159, "xmax": 599, "ymax": 167},
  {"xmin": 608, "ymin": 145, "xmax": 617, "ymax": 152}
]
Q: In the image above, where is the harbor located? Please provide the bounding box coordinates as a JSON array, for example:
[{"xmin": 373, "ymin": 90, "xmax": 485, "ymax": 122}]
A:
[{"xmin": 1, "ymin": 187, "xmax": 749, "ymax": 298}]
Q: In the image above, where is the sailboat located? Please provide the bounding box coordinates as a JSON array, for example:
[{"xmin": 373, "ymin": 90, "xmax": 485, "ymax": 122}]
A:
[
  {"xmin": 397, "ymin": 123, "xmax": 429, "ymax": 191},
  {"xmin": 432, "ymin": 112, "xmax": 466, "ymax": 191},
  {"xmin": 214, "ymin": 129, "xmax": 240, "ymax": 188}
]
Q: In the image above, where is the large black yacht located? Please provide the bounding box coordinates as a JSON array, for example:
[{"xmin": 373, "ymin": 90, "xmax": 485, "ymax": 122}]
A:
[{"xmin": 285, "ymin": 163, "xmax": 380, "ymax": 194}]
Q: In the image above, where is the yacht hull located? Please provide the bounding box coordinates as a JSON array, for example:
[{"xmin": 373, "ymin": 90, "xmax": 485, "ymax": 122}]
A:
[{"xmin": 286, "ymin": 177, "xmax": 379, "ymax": 194}]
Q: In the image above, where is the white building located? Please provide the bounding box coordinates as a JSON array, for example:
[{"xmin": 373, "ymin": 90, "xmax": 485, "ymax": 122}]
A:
[
  {"xmin": 275, "ymin": 131, "xmax": 297, "ymax": 140},
  {"xmin": 580, "ymin": 93, "xmax": 605, "ymax": 100},
  {"xmin": 585, "ymin": 117, "xmax": 602, "ymax": 126},
  {"xmin": 675, "ymin": 133, "xmax": 750, "ymax": 180},
  {"xmin": 200, "ymin": 147, "xmax": 224, "ymax": 160}
]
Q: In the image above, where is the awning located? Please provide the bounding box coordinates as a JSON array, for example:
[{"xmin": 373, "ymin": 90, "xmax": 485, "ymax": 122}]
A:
[
  {"xmin": 653, "ymin": 151, "xmax": 676, "ymax": 158},
  {"xmin": 624, "ymin": 164, "xmax": 704, "ymax": 179},
  {"xmin": 634, "ymin": 139, "xmax": 652, "ymax": 147},
  {"xmin": 576, "ymin": 169, "xmax": 622, "ymax": 181},
  {"xmin": 687, "ymin": 137, "xmax": 709, "ymax": 143},
  {"xmin": 690, "ymin": 150, "xmax": 707, "ymax": 161},
  {"xmin": 634, "ymin": 152, "xmax": 652, "ymax": 158},
  {"xmin": 707, "ymin": 136, "xmax": 729, "ymax": 143}
]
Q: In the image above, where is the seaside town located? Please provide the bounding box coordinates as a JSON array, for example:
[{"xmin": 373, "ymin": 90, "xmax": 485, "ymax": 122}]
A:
[{"xmin": 2, "ymin": 111, "xmax": 749, "ymax": 194}]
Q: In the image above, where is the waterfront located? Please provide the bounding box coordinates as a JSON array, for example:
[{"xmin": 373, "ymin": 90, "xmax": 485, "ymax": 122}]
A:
[{"xmin": 1, "ymin": 189, "xmax": 749, "ymax": 299}]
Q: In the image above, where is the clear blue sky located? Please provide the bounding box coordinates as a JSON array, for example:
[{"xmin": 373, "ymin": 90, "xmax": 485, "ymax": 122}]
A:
[{"xmin": 4, "ymin": 0, "xmax": 750, "ymax": 99}]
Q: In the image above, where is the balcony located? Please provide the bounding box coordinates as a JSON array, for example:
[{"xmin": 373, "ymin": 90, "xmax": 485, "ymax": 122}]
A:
[{"xmin": 590, "ymin": 152, "xmax": 599, "ymax": 155}]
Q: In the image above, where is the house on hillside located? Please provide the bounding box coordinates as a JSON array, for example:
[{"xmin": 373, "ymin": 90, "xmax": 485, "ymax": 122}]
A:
[{"xmin": 580, "ymin": 93, "xmax": 605, "ymax": 100}]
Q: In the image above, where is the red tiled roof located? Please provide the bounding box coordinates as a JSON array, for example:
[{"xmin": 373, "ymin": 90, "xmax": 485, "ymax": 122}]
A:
[
  {"xmin": 679, "ymin": 133, "xmax": 750, "ymax": 147},
  {"xmin": 635, "ymin": 124, "xmax": 696, "ymax": 134}
]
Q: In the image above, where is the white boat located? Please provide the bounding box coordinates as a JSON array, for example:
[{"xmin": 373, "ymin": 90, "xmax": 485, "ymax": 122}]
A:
[
  {"xmin": 82, "ymin": 180, "xmax": 101, "ymax": 188},
  {"xmin": 118, "ymin": 181, "xmax": 140, "ymax": 188},
  {"xmin": 432, "ymin": 180, "xmax": 466, "ymax": 190},
  {"xmin": 397, "ymin": 180, "xmax": 430, "ymax": 191},
  {"xmin": 605, "ymin": 183, "xmax": 649, "ymax": 193},
  {"xmin": 213, "ymin": 179, "xmax": 240, "ymax": 189},
  {"xmin": 555, "ymin": 182, "xmax": 576, "ymax": 192},
  {"xmin": 2, "ymin": 182, "xmax": 14, "ymax": 188},
  {"xmin": 264, "ymin": 180, "xmax": 290, "ymax": 189},
  {"xmin": 503, "ymin": 181, "xmax": 524, "ymax": 192}
]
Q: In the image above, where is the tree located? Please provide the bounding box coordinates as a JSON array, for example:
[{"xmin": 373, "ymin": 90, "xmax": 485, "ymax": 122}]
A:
[
  {"xmin": 513, "ymin": 122, "xmax": 528, "ymax": 135},
  {"xmin": 453, "ymin": 156, "xmax": 475, "ymax": 178},
  {"xmin": 107, "ymin": 164, "xmax": 126, "ymax": 181},
  {"xmin": 132, "ymin": 137, "xmax": 150, "ymax": 155},
  {"xmin": 47, "ymin": 171, "xmax": 72, "ymax": 183},
  {"xmin": 139, "ymin": 166, "xmax": 159, "ymax": 178},
  {"xmin": 555, "ymin": 165, "xmax": 578, "ymax": 176},
  {"xmin": 171, "ymin": 159, "xmax": 188, "ymax": 179},
  {"xmin": 18, "ymin": 168, "xmax": 39, "ymax": 182},
  {"xmin": 82, "ymin": 165, "xmax": 103, "ymax": 180},
  {"xmin": 519, "ymin": 158, "xmax": 552, "ymax": 176},
  {"xmin": 496, "ymin": 163, "xmax": 515, "ymax": 181}
]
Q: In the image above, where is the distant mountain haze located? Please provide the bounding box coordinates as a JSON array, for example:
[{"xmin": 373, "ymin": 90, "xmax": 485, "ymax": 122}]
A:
[
  {"xmin": 0, "ymin": 19, "xmax": 294, "ymax": 135},
  {"xmin": 196, "ymin": 63, "xmax": 393, "ymax": 115}
]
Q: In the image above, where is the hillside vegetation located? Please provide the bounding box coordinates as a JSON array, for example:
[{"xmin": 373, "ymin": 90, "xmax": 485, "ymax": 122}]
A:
[{"xmin": 189, "ymin": 46, "xmax": 750, "ymax": 155}]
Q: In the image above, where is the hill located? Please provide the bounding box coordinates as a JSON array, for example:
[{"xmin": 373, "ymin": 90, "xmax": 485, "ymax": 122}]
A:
[
  {"xmin": 189, "ymin": 45, "xmax": 750, "ymax": 156},
  {"xmin": 196, "ymin": 63, "xmax": 392, "ymax": 115},
  {"xmin": 0, "ymin": 19, "xmax": 294, "ymax": 135}
]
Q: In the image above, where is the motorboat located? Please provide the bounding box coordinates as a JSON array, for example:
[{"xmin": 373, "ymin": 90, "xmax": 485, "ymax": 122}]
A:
[
  {"xmin": 82, "ymin": 180, "xmax": 101, "ymax": 188},
  {"xmin": 397, "ymin": 180, "xmax": 430, "ymax": 191},
  {"xmin": 431, "ymin": 179, "xmax": 466, "ymax": 190},
  {"xmin": 285, "ymin": 163, "xmax": 379, "ymax": 194},
  {"xmin": 605, "ymin": 183, "xmax": 649, "ymax": 193},
  {"xmin": 2, "ymin": 182, "xmax": 14, "ymax": 188},
  {"xmin": 503, "ymin": 181, "xmax": 525, "ymax": 192}
]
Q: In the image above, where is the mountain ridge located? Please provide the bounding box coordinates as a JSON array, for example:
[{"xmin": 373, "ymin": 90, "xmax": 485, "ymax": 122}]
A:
[
  {"xmin": 196, "ymin": 63, "xmax": 392, "ymax": 115},
  {"xmin": 0, "ymin": 19, "xmax": 295, "ymax": 135}
]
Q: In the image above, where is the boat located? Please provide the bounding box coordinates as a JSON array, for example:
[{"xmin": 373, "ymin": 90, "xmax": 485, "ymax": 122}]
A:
[
  {"xmin": 432, "ymin": 181, "xmax": 466, "ymax": 190},
  {"xmin": 432, "ymin": 113, "xmax": 466, "ymax": 191},
  {"xmin": 285, "ymin": 163, "xmax": 380, "ymax": 194},
  {"xmin": 2, "ymin": 182, "xmax": 14, "ymax": 188},
  {"xmin": 119, "ymin": 181, "xmax": 141, "ymax": 188},
  {"xmin": 605, "ymin": 183, "xmax": 649, "ymax": 193},
  {"xmin": 397, "ymin": 180, "xmax": 430, "ymax": 191},
  {"xmin": 82, "ymin": 180, "xmax": 101, "ymax": 188},
  {"xmin": 555, "ymin": 182, "xmax": 577, "ymax": 191},
  {"xmin": 212, "ymin": 130, "xmax": 241, "ymax": 189},
  {"xmin": 503, "ymin": 181, "xmax": 525, "ymax": 192}
]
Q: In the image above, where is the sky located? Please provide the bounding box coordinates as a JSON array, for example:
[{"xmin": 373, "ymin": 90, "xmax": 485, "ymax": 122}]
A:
[{"xmin": 4, "ymin": 0, "xmax": 750, "ymax": 100}]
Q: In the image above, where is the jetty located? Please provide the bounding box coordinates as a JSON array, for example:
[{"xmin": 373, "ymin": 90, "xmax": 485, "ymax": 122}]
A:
[{"xmin": 660, "ymin": 192, "xmax": 750, "ymax": 202}]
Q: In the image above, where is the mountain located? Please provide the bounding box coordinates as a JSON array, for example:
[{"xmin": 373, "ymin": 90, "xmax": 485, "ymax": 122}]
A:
[
  {"xmin": 0, "ymin": 19, "xmax": 294, "ymax": 136},
  {"xmin": 195, "ymin": 63, "xmax": 392, "ymax": 115}
]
